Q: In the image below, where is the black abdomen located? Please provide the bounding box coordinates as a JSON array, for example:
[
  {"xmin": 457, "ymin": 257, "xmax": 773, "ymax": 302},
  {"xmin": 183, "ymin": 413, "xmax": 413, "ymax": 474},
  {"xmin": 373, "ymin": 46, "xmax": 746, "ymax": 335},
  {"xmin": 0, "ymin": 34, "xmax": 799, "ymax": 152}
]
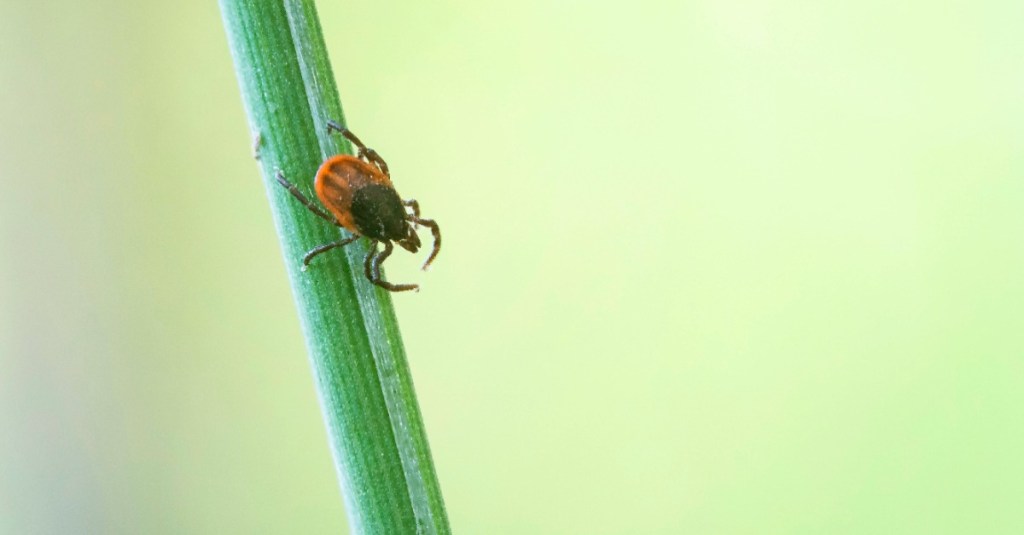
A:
[{"xmin": 351, "ymin": 184, "xmax": 408, "ymax": 241}]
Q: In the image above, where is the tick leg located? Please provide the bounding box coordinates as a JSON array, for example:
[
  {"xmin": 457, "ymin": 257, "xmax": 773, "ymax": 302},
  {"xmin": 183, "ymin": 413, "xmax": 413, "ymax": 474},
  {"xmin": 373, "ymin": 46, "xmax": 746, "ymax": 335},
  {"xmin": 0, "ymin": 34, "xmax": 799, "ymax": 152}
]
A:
[
  {"xmin": 404, "ymin": 199, "xmax": 421, "ymax": 228},
  {"xmin": 369, "ymin": 241, "xmax": 419, "ymax": 292},
  {"xmin": 409, "ymin": 217, "xmax": 441, "ymax": 271},
  {"xmin": 275, "ymin": 169, "xmax": 340, "ymax": 225},
  {"xmin": 362, "ymin": 148, "xmax": 389, "ymax": 177},
  {"xmin": 363, "ymin": 240, "xmax": 377, "ymax": 282},
  {"xmin": 302, "ymin": 234, "xmax": 360, "ymax": 268},
  {"xmin": 326, "ymin": 120, "xmax": 390, "ymax": 176},
  {"xmin": 403, "ymin": 199, "xmax": 420, "ymax": 218}
]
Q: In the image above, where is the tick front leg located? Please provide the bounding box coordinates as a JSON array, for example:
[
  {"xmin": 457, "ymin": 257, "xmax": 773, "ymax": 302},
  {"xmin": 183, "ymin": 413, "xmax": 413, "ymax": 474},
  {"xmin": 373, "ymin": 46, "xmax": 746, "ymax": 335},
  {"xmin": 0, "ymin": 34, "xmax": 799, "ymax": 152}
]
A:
[
  {"xmin": 363, "ymin": 240, "xmax": 378, "ymax": 283},
  {"xmin": 367, "ymin": 241, "xmax": 419, "ymax": 292},
  {"xmin": 403, "ymin": 199, "xmax": 420, "ymax": 218},
  {"xmin": 409, "ymin": 217, "xmax": 441, "ymax": 271},
  {"xmin": 302, "ymin": 234, "xmax": 360, "ymax": 268},
  {"xmin": 404, "ymin": 199, "xmax": 421, "ymax": 228}
]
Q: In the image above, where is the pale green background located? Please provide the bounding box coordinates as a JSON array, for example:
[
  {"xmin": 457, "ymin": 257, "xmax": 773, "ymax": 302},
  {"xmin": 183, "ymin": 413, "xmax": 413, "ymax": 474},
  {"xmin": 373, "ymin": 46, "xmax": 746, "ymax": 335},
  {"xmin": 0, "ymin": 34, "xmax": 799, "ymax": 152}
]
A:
[{"xmin": 2, "ymin": 1, "xmax": 1023, "ymax": 533}]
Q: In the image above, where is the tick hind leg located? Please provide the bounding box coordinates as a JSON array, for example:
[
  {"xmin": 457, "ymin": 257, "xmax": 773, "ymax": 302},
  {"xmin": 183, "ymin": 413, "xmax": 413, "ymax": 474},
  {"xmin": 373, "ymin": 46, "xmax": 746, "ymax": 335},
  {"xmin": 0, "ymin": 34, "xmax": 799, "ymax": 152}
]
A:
[
  {"xmin": 327, "ymin": 120, "xmax": 390, "ymax": 176},
  {"xmin": 409, "ymin": 216, "xmax": 441, "ymax": 271},
  {"xmin": 363, "ymin": 240, "xmax": 419, "ymax": 292},
  {"xmin": 275, "ymin": 169, "xmax": 340, "ymax": 225}
]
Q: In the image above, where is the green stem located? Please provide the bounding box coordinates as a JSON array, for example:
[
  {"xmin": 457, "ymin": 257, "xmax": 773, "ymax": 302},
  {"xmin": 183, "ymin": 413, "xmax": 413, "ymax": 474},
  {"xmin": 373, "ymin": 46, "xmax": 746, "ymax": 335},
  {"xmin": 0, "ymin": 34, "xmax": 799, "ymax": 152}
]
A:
[{"xmin": 219, "ymin": 2, "xmax": 450, "ymax": 533}]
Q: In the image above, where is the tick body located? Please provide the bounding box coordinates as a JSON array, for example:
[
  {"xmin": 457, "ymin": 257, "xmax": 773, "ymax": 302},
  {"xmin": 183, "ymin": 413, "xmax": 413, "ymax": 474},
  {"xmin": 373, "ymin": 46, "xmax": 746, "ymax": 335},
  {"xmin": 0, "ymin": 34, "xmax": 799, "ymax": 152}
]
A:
[{"xmin": 276, "ymin": 121, "xmax": 440, "ymax": 292}]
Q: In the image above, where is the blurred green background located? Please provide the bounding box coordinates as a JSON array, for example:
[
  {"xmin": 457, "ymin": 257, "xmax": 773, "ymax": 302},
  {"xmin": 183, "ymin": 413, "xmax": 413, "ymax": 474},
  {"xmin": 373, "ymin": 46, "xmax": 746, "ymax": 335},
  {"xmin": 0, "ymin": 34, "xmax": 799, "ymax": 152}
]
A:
[{"xmin": 3, "ymin": 0, "xmax": 1023, "ymax": 533}]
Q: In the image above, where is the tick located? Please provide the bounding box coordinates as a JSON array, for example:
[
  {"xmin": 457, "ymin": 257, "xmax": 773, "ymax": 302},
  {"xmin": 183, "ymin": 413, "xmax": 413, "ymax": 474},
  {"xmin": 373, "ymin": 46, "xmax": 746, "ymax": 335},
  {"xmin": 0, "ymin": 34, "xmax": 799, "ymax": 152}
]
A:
[{"xmin": 275, "ymin": 121, "xmax": 441, "ymax": 292}]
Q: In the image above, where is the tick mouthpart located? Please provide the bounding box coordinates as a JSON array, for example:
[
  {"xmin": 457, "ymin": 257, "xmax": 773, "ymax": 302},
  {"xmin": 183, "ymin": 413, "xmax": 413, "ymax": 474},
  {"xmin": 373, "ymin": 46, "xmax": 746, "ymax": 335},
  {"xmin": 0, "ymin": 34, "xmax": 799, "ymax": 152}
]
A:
[{"xmin": 397, "ymin": 234, "xmax": 420, "ymax": 253}]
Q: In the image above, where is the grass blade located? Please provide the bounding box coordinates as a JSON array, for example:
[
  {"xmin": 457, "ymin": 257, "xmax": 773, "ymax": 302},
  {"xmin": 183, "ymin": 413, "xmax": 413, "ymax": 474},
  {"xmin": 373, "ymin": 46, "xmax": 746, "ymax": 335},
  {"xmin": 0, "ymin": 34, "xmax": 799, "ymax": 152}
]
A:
[{"xmin": 219, "ymin": 1, "xmax": 451, "ymax": 533}]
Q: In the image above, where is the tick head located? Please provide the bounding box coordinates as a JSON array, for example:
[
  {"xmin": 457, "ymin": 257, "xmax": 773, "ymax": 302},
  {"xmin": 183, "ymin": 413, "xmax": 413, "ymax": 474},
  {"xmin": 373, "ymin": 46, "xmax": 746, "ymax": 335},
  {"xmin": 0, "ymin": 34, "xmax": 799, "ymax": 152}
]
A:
[{"xmin": 397, "ymin": 225, "xmax": 421, "ymax": 253}]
